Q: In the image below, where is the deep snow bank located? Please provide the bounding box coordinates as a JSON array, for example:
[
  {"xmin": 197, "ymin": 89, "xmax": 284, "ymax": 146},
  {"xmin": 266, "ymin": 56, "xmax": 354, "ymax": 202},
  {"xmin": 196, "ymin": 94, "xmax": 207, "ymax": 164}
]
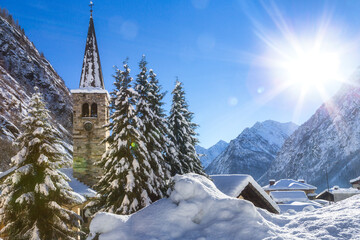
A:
[
  {"xmin": 87, "ymin": 174, "xmax": 278, "ymax": 240},
  {"xmin": 87, "ymin": 174, "xmax": 360, "ymax": 240},
  {"xmin": 265, "ymin": 194, "xmax": 360, "ymax": 240}
]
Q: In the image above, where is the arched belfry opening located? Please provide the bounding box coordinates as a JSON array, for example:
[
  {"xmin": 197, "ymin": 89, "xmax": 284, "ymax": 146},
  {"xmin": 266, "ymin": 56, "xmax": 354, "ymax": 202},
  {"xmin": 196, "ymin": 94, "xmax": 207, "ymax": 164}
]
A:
[
  {"xmin": 82, "ymin": 103, "xmax": 89, "ymax": 117},
  {"xmin": 91, "ymin": 103, "xmax": 97, "ymax": 117}
]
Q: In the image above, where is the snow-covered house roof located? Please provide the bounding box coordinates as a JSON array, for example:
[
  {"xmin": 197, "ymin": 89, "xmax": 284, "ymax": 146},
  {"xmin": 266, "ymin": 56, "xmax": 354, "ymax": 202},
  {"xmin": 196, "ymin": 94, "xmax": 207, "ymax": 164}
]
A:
[
  {"xmin": 316, "ymin": 186, "xmax": 360, "ymax": 202},
  {"xmin": 263, "ymin": 179, "xmax": 317, "ymax": 191},
  {"xmin": 60, "ymin": 168, "xmax": 97, "ymax": 201},
  {"xmin": 211, "ymin": 174, "xmax": 280, "ymax": 214},
  {"xmin": 350, "ymin": 176, "xmax": 360, "ymax": 184},
  {"xmin": 79, "ymin": 14, "xmax": 104, "ymax": 89},
  {"xmin": 270, "ymin": 191, "xmax": 309, "ymax": 204}
]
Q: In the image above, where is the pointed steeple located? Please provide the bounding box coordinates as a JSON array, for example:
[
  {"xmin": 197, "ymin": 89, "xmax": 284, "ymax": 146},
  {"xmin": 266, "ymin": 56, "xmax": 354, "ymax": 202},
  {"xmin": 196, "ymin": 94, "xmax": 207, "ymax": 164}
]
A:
[{"xmin": 79, "ymin": 3, "xmax": 104, "ymax": 89}]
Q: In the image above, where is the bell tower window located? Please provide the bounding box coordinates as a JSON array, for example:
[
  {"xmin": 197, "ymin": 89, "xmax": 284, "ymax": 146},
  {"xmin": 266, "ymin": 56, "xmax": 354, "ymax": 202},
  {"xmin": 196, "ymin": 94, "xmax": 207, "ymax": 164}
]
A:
[
  {"xmin": 91, "ymin": 103, "xmax": 98, "ymax": 117},
  {"xmin": 82, "ymin": 103, "xmax": 89, "ymax": 117}
]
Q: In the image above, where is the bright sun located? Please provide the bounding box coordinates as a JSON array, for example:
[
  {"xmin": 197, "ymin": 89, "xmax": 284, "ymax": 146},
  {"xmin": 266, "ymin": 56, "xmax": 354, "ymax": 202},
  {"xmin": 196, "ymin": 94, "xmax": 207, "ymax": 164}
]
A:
[{"xmin": 285, "ymin": 50, "xmax": 340, "ymax": 88}]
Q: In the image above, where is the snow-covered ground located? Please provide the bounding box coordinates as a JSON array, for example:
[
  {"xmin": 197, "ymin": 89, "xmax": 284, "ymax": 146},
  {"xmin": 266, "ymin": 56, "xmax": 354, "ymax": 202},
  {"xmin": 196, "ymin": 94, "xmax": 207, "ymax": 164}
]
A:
[{"xmin": 87, "ymin": 174, "xmax": 360, "ymax": 240}]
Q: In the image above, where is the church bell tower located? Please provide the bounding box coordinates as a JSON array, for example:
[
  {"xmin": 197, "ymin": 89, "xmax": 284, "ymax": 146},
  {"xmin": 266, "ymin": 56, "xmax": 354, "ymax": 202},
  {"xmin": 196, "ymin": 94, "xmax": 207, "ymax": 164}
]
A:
[{"xmin": 71, "ymin": 2, "xmax": 109, "ymax": 187}]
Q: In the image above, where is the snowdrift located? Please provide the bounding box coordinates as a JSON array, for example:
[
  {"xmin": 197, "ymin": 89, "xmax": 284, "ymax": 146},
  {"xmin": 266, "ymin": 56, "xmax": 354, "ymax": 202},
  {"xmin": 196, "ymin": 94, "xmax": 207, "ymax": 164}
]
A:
[
  {"xmin": 87, "ymin": 174, "xmax": 360, "ymax": 240},
  {"xmin": 87, "ymin": 174, "xmax": 277, "ymax": 240}
]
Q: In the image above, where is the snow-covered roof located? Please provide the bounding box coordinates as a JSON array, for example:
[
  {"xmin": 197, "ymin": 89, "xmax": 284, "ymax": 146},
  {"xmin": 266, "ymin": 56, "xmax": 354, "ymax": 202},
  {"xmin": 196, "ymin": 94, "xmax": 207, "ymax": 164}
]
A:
[
  {"xmin": 350, "ymin": 176, "xmax": 360, "ymax": 184},
  {"xmin": 263, "ymin": 179, "xmax": 317, "ymax": 191},
  {"xmin": 79, "ymin": 15, "xmax": 104, "ymax": 89},
  {"xmin": 316, "ymin": 186, "xmax": 360, "ymax": 202},
  {"xmin": 270, "ymin": 191, "xmax": 309, "ymax": 203},
  {"xmin": 59, "ymin": 168, "xmax": 97, "ymax": 199},
  {"xmin": 318, "ymin": 186, "xmax": 360, "ymax": 195},
  {"xmin": 211, "ymin": 174, "xmax": 279, "ymax": 213}
]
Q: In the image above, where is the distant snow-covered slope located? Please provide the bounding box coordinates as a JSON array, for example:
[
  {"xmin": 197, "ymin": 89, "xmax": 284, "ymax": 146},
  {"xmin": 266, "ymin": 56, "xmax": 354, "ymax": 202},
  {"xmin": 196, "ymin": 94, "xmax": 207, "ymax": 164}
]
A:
[
  {"xmin": 259, "ymin": 69, "xmax": 360, "ymax": 191},
  {"xmin": 0, "ymin": 14, "xmax": 73, "ymax": 169},
  {"xmin": 196, "ymin": 140, "xmax": 228, "ymax": 167},
  {"xmin": 205, "ymin": 120, "xmax": 298, "ymax": 180}
]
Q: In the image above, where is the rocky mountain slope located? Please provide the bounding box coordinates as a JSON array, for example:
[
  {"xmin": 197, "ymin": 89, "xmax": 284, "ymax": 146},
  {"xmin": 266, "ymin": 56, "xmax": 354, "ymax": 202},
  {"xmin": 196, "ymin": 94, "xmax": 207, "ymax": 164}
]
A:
[
  {"xmin": 196, "ymin": 140, "xmax": 229, "ymax": 168},
  {"xmin": 206, "ymin": 120, "xmax": 298, "ymax": 179},
  {"xmin": 0, "ymin": 14, "xmax": 73, "ymax": 170},
  {"xmin": 259, "ymin": 70, "xmax": 360, "ymax": 190}
]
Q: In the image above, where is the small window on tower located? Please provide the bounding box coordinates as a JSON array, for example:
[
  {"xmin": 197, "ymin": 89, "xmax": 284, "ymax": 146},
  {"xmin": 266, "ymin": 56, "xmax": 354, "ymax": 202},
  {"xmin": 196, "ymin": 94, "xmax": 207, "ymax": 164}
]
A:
[
  {"xmin": 82, "ymin": 103, "xmax": 89, "ymax": 117},
  {"xmin": 91, "ymin": 103, "xmax": 98, "ymax": 117}
]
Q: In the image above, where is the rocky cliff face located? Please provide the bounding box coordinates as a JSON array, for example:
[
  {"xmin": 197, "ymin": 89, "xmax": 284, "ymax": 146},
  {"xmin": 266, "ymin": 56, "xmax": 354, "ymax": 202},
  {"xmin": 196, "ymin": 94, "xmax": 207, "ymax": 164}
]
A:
[
  {"xmin": 259, "ymin": 69, "xmax": 360, "ymax": 190},
  {"xmin": 0, "ymin": 15, "xmax": 73, "ymax": 170},
  {"xmin": 206, "ymin": 120, "xmax": 297, "ymax": 180},
  {"xmin": 196, "ymin": 140, "xmax": 229, "ymax": 168}
]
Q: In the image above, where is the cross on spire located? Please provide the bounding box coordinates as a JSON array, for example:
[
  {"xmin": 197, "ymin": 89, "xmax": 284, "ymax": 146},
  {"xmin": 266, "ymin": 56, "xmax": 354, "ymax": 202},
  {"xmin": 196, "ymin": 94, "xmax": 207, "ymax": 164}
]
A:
[{"xmin": 89, "ymin": 1, "xmax": 94, "ymax": 17}]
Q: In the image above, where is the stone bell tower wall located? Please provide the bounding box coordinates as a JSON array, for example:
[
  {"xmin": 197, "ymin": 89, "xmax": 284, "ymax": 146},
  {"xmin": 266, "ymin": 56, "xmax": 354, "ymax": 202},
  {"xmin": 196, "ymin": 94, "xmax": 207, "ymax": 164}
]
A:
[{"xmin": 72, "ymin": 91, "xmax": 109, "ymax": 187}]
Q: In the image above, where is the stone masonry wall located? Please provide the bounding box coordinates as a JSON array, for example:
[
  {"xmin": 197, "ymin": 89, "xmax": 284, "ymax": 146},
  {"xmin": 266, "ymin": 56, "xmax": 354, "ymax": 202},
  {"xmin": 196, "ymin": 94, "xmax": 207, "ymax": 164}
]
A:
[{"xmin": 72, "ymin": 92, "xmax": 109, "ymax": 187}]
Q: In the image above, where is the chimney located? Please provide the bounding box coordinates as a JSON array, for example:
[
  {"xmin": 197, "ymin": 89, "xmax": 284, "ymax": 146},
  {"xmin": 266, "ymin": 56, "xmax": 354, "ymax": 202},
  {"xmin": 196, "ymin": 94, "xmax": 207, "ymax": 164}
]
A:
[
  {"xmin": 269, "ymin": 179, "xmax": 275, "ymax": 186},
  {"xmin": 298, "ymin": 179, "xmax": 305, "ymax": 183}
]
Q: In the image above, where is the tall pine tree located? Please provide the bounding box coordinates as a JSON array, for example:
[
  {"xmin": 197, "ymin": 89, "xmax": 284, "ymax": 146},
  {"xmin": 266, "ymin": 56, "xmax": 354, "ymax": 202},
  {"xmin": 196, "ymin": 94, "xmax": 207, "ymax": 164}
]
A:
[
  {"xmin": 0, "ymin": 87, "xmax": 82, "ymax": 240},
  {"xmin": 133, "ymin": 56, "xmax": 170, "ymax": 192},
  {"xmin": 94, "ymin": 61, "xmax": 164, "ymax": 214},
  {"xmin": 168, "ymin": 80, "xmax": 206, "ymax": 176},
  {"xmin": 148, "ymin": 69, "xmax": 181, "ymax": 177}
]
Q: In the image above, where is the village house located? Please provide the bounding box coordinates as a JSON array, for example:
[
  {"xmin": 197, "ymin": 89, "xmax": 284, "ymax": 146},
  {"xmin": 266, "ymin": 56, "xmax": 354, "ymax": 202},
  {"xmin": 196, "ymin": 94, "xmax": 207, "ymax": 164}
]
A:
[
  {"xmin": 316, "ymin": 186, "xmax": 360, "ymax": 202},
  {"xmin": 263, "ymin": 179, "xmax": 317, "ymax": 199},
  {"xmin": 211, "ymin": 174, "xmax": 280, "ymax": 214},
  {"xmin": 350, "ymin": 176, "xmax": 360, "ymax": 190}
]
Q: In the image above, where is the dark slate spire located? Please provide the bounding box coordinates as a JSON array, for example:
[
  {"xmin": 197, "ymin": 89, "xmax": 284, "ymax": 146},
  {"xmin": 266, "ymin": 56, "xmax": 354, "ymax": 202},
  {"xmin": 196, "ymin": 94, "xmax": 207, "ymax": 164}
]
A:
[{"xmin": 79, "ymin": 3, "xmax": 104, "ymax": 89}]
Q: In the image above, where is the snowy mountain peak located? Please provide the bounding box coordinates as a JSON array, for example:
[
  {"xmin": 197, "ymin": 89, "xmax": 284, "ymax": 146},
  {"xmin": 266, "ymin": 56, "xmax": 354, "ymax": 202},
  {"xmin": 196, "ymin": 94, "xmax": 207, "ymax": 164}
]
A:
[
  {"xmin": 250, "ymin": 120, "xmax": 298, "ymax": 148},
  {"xmin": 206, "ymin": 120, "xmax": 298, "ymax": 179},
  {"xmin": 79, "ymin": 15, "xmax": 104, "ymax": 89},
  {"xmin": 196, "ymin": 140, "xmax": 229, "ymax": 168}
]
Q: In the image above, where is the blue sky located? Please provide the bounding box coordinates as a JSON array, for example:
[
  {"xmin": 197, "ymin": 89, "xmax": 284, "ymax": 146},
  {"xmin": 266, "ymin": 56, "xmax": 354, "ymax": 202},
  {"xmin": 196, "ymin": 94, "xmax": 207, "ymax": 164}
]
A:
[{"xmin": 2, "ymin": 0, "xmax": 360, "ymax": 148}]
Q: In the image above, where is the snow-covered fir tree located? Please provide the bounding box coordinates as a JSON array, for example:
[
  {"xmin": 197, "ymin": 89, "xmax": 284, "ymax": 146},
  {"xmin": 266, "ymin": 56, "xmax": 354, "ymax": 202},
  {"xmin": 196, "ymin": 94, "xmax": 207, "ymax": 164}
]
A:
[
  {"xmin": 94, "ymin": 61, "xmax": 164, "ymax": 214},
  {"xmin": 168, "ymin": 80, "xmax": 206, "ymax": 176},
  {"xmin": 133, "ymin": 56, "xmax": 170, "ymax": 192},
  {"xmin": 148, "ymin": 68, "xmax": 181, "ymax": 177},
  {"xmin": 0, "ymin": 87, "xmax": 82, "ymax": 240}
]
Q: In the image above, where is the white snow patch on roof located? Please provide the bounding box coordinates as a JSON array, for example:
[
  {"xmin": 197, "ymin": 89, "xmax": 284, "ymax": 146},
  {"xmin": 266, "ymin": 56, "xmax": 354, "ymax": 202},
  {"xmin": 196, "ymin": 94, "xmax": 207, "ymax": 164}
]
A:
[
  {"xmin": 60, "ymin": 168, "xmax": 96, "ymax": 199},
  {"xmin": 211, "ymin": 174, "xmax": 279, "ymax": 213},
  {"xmin": 350, "ymin": 176, "xmax": 360, "ymax": 183},
  {"xmin": 263, "ymin": 179, "xmax": 317, "ymax": 191},
  {"xmin": 270, "ymin": 191, "xmax": 309, "ymax": 203}
]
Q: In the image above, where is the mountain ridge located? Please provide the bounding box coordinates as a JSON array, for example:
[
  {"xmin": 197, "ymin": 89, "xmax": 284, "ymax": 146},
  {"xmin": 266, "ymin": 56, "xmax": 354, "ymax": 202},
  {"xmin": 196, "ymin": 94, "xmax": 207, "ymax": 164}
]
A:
[
  {"xmin": 259, "ymin": 69, "xmax": 360, "ymax": 191},
  {"xmin": 0, "ymin": 14, "xmax": 73, "ymax": 169},
  {"xmin": 196, "ymin": 140, "xmax": 229, "ymax": 168},
  {"xmin": 206, "ymin": 120, "xmax": 298, "ymax": 179}
]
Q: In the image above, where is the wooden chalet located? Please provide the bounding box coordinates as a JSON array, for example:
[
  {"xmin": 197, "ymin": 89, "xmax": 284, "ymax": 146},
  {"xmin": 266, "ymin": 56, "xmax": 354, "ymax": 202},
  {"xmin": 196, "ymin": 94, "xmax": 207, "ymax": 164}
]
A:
[
  {"xmin": 211, "ymin": 174, "xmax": 280, "ymax": 214},
  {"xmin": 350, "ymin": 176, "xmax": 360, "ymax": 190},
  {"xmin": 316, "ymin": 186, "xmax": 360, "ymax": 202},
  {"xmin": 263, "ymin": 179, "xmax": 317, "ymax": 199}
]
